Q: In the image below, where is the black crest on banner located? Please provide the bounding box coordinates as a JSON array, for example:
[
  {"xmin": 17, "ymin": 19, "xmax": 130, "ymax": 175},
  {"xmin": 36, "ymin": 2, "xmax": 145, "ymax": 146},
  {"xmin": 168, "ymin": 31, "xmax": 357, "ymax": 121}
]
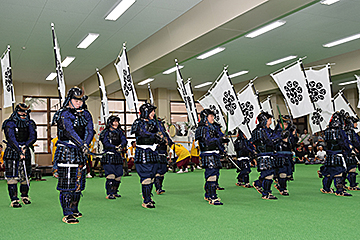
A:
[
  {"xmin": 209, "ymin": 104, "xmax": 220, "ymax": 122},
  {"xmin": 311, "ymin": 108, "xmax": 323, "ymax": 125},
  {"xmin": 4, "ymin": 67, "xmax": 12, "ymax": 92},
  {"xmin": 284, "ymin": 80, "xmax": 303, "ymax": 105},
  {"xmin": 240, "ymin": 101, "xmax": 254, "ymax": 125},
  {"xmin": 223, "ymin": 90, "xmax": 237, "ymax": 115},
  {"xmin": 122, "ymin": 69, "xmax": 132, "ymax": 97},
  {"xmin": 308, "ymin": 80, "xmax": 326, "ymax": 102}
]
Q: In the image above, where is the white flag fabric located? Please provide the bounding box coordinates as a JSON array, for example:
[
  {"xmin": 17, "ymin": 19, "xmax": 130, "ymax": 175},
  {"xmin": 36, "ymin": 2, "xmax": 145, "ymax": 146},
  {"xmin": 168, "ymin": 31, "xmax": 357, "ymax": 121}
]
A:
[
  {"xmin": 199, "ymin": 94, "xmax": 226, "ymax": 131},
  {"xmin": 237, "ymin": 83, "xmax": 261, "ymax": 138},
  {"xmin": 334, "ymin": 93, "xmax": 359, "ymax": 132},
  {"xmin": 356, "ymin": 75, "xmax": 360, "ymax": 108},
  {"xmin": 261, "ymin": 97, "xmax": 275, "ymax": 129},
  {"xmin": 51, "ymin": 24, "xmax": 66, "ymax": 106},
  {"xmin": 97, "ymin": 70, "xmax": 109, "ymax": 124},
  {"xmin": 1, "ymin": 47, "xmax": 15, "ymax": 108},
  {"xmin": 309, "ymin": 107, "xmax": 332, "ymax": 133},
  {"xmin": 271, "ymin": 61, "xmax": 313, "ymax": 118},
  {"xmin": 114, "ymin": 45, "xmax": 138, "ymax": 112},
  {"xmin": 209, "ymin": 70, "xmax": 243, "ymax": 131},
  {"xmin": 148, "ymin": 84, "xmax": 154, "ymax": 105},
  {"xmin": 305, "ymin": 66, "xmax": 333, "ymax": 113},
  {"xmin": 184, "ymin": 80, "xmax": 199, "ymax": 126}
]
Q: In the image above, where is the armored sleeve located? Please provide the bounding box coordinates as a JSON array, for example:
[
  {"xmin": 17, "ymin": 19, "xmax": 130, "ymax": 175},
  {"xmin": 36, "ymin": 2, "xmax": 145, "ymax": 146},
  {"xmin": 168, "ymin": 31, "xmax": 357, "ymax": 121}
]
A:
[
  {"xmin": 61, "ymin": 111, "xmax": 84, "ymax": 147},
  {"xmin": 83, "ymin": 110, "xmax": 94, "ymax": 146},
  {"xmin": 100, "ymin": 129, "xmax": 116, "ymax": 151},
  {"xmin": 25, "ymin": 120, "xmax": 37, "ymax": 147},
  {"xmin": 120, "ymin": 130, "xmax": 128, "ymax": 149},
  {"xmin": 3, "ymin": 121, "xmax": 22, "ymax": 153}
]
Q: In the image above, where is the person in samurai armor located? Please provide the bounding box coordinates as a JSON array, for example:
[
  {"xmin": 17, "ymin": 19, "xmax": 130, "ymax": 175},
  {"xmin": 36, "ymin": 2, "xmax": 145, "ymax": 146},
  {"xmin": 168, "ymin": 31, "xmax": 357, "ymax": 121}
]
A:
[
  {"xmin": 99, "ymin": 115, "xmax": 127, "ymax": 199},
  {"xmin": 343, "ymin": 115, "xmax": 360, "ymax": 191},
  {"xmin": 195, "ymin": 109, "xmax": 229, "ymax": 206},
  {"xmin": 2, "ymin": 103, "xmax": 37, "ymax": 208},
  {"xmin": 319, "ymin": 112, "xmax": 352, "ymax": 196},
  {"xmin": 251, "ymin": 111, "xmax": 278, "ymax": 200},
  {"xmin": 154, "ymin": 117, "xmax": 172, "ymax": 195},
  {"xmin": 131, "ymin": 102, "xmax": 164, "ymax": 209},
  {"xmin": 273, "ymin": 115, "xmax": 298, "ymax": 196},
  {"xmin": 234, "ymin": 129, "xmax": 255, "ymax": 188},
  {"xmin": 52, "ymin": 87, "xmax": 94, "ymax": 224}
]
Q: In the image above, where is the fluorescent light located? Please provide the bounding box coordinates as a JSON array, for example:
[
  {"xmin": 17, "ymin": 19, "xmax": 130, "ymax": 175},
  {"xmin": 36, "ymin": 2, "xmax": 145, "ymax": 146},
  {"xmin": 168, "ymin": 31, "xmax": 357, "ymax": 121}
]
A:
[
  {"xmin": 266, "ymin": 55, "xmax": 297, "ymax": 66},
  {"xmin": 320, "ymin": 0, "xmax": 340, "ymax": 5},
  {"xmin": 138, "ymin": 78, "xmax": 154, "ymax": 85},
  {"xmin": 46, "ymin": 72, "xmax": 57, "ymax": 81},
  {"xmin": 196, "ymin": 47, "xmax": 225, "ymax": 60},
  {"xmin": 105, "ymin": 0, "xmax": 136, "ymax": 21},
  {"xmin": 61, "ymin": 56, "xmax": 75, "ymax": 67},
  {"xmin": 338, "ymin": 80, "xmax": 357, "ymax": 86},
  {"xmin": 323, "ymin": 33, "xmax": 360, "ymax": 48},
  {"xmin": 245, "ymin": 20, "xmax": 286, "ymax": 38},
  {"xmin": 77, "ymin": 33, "xmax": 100, "ymax": 49},
  {"xmin": 194, "ymin": 82, "xmax": 212, "ymax": 89},
  {"xmin": 163, "ymin": 65, "xmax": 183, "ymax": 75},
  {"xmin": 229, "ymin": 71, "xmax": 249, "ymax": 78}
]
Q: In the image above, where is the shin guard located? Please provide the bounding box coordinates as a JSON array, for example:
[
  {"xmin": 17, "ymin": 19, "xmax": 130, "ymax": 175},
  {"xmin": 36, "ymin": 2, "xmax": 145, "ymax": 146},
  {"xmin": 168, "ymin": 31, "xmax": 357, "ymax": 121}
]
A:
[
  {"xmin": 262, "ymin": 179, "xmax": 273, "ymax": 195},
  {"xmin": 20, "ymin": 184, "xmax": 29, "ymax": 198},
  {"xmin": 347, "ymin": 172, "xmax": 358, "ymax": 188},
  {"xmin": 71, "ymin": 192, "xmax": 81, "ymax": 213},
  {"xmin": 334, "ymin": 177, "xmax": 345, "ymax": 193},
  {"xmin": 243, "ymin": 174, "xmax": 249, "ymax": 184},
  {"xmin": 60, "ymin": 191, "xmax": 73, "ymax": 216},
  {"xmin": 279, "ymin": 178, "xmax": 287, "ymax": 191},
  {"xmin": 322, "ymin": 177, "xmax": 331, "ymax": 192},
  {"xmin": 8, "ymin": 184, "xmax": 19, "ymax": 201},
  {"xmin": 208, "ymin": 181, "xmax": 218, "ymax": 199},
  {"xmin": 105, "ymin": 179, "xmax": 115, "ymax": 195},
  {"xmin": 142, "ymin": 184, "xmax": 152, "ymax": 203}
]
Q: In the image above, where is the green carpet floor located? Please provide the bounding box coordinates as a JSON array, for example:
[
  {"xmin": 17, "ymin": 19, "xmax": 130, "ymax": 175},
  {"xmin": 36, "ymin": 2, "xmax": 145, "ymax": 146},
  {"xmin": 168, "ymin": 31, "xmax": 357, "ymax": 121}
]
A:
[{"xmin": 1, "ymin": 164, "xmax": 359, "ymax": 239}]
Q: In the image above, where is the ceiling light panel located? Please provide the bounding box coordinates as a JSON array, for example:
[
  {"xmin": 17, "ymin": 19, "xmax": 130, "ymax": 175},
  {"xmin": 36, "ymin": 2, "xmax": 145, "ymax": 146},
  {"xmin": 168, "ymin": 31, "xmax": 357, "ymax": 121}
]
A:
[
  {"xmin": 320, "ymin": 0, "xmax": 340, "ymax": 5},
  {"xmin": 105, "ymin": 0, "xmax": 136, "ymax": 21},
  {"xmin": 266, "ymin": 55, "xmax": 297, "ymax": 66},
  {"xmin": 196, "ymin": 47, "xmax": 225, "ymax": 60},
  {"xmin": 194, "ymin": 82, "xmax": 212, "ymax": 89},
  {"xmin": 163, "ymin": 65, "xmax": 183, "ymax": 75},
  {"xmin": 323, "ymin": 33, "xmax": 360, "ymax": 48},
  {"xmin": 46, "ymin": 72, "xmax": 57, "ymax": 81},
  {"xmin": 229, "ymin": 71, "xmax": 249, "ymax": 78},
  {"xmin": 245, "ymin": 20, "xmax": 286, "ymax": 38},
  {"xmin": 61, "ymin": 56, "xmax": 75, "ymax": 67},
  {"xmin": 138, "ymin": 78, "xmax": 154, "ymax": 85},
  {"xmin": 77, "ymin": 33, "xmax": 100, "ymax": 49}
]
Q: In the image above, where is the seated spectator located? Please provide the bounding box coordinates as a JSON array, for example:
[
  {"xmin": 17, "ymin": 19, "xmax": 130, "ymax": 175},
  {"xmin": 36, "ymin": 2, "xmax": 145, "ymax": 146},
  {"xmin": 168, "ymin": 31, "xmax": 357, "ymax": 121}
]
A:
[
  {"xmin": 299, "ymin": 129, "xmax": 311, "ymax": 149},
  {"xmin": 295, "ymin": 146, "xmax": 306, "ymax": 163},
  {"xmin": 126, "ymin": 141, "xmax": 136, "ymax": 174},
  {"xmin": 169, "ymin": 143, "xmax": 191, "ymax": 173},
  {"xmin": 315, "ymin": 145, "xmax": 326, "ymax": 164},
  {"xmin": 304, "ymin": 145, "xmax": 316, "ymax": 165}
]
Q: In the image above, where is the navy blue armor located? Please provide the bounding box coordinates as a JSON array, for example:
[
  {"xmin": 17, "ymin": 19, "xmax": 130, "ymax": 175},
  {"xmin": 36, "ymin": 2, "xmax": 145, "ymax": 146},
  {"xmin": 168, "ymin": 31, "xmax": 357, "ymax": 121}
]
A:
[
  {"xmin": 52, "ymin": 87, "xmax": 94, "ymax": 219},
  {"xmin": 2, "ymin": 103, "xmax": 37, "ymax": 206},
  {"xmin": 234, "ymin": 130, "xmax": 255, "ymax": 187}
]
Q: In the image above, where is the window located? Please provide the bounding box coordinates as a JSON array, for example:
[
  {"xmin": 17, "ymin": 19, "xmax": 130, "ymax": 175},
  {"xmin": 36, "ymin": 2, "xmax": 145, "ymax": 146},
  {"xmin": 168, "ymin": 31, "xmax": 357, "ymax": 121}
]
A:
[
  {"xmin": 170, "ymin": 101, "xmax": 203, "ymax": 124},
  {"xmin": 23, "ymin": 96, "xmax": 61, "ymax": 153}
]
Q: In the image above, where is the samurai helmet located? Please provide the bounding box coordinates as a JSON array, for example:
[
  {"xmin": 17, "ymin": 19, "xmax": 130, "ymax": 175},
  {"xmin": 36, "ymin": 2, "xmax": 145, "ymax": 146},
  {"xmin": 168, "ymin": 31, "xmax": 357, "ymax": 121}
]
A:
[
  {"xmin": 199, "ymin": 109, "xmax": 215, "ymax": 123},
  {"xmin": 257, "ymin": 111, "xmax": 272, "ymax": 127},
  {"xmin": 139, "ymin": 102, "xmax": 157, "ymax": 119},
  {"xmin": 106, "ymin": 115, "xmax": 120, "ymax": 129}
]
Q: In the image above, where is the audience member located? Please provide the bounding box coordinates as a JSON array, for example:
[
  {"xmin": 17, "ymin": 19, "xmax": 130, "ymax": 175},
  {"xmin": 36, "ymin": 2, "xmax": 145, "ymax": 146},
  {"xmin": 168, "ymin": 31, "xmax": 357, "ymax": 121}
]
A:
[
  {"xmin": 315, "ymin": 145, "xmax": 326, "ymax": 164},
  {"xmin": 304, "ymin": 145, "xmax": 316, "ymax": 165}
]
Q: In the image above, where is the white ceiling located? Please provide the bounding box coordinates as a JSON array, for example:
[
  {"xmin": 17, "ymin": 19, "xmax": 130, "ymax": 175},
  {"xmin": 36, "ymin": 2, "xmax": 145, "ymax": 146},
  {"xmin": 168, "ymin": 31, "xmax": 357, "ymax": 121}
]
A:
[
  {"xmin": 148, "ymin": 0, "xmax": 360, "ymax": 91},
  {"xmin": 1, "ymin": 0, "xmax": 360, "ymax": 93},
  {"xmin": 0, "ymin": 0, "xmax": 202, "ymax": 84}
]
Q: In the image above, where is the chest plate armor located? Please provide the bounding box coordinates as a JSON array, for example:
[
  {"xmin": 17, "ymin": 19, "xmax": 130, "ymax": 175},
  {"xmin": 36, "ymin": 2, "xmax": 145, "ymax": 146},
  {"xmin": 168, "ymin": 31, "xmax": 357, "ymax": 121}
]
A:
[
  {"xmin": 251, "ymin": 127, "xmax": 273, "ymax": 153},
  {"xmin": 108, "ymin": 130, "xmax": 122, "ymax": 147},
  {"xmin": 324, "ymin": 128, "xmax": 342, "ymax": 151},
  {"xmin": 196, "ymin": 125, "xmax": 219, "ymax": 151},
  {"xmin": 15, "ymin": 120, "xmax": 29, "ymax": 142}
]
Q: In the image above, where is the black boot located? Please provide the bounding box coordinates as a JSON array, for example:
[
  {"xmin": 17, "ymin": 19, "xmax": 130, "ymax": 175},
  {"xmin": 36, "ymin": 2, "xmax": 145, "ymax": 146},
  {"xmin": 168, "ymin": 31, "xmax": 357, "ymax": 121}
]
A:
[{"xmin": 334, "ymin": 177, "xmax": 352, "ymax": 196}]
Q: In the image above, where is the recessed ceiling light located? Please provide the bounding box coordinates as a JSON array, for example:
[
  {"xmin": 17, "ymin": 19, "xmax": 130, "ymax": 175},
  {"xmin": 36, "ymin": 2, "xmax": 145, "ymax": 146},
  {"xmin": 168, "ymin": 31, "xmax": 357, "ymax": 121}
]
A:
[
  {"xmin": 323, "ymin": 33, "xmax": 360, "ymax": 48},
  {"xmin": 196, "ymin": 47, "xmax": 225, "ymax": 60},
  {"xmin": 194, "ymin": 82, "xmax": 212, "ymax": 89},
  {"xmin": 320, "ymin": 0, "xmax": 340, "ymax": 5},
  {"xmin": 138, "ymin": 78, "xmax": 154, "ymax": 85},
  {"xmin": 77, "ymin": 33, "xmax": 100, "ymax": 49},
  {"xmin": 61, "ymin": 56, "xmax": 75, "ymax": 67},
  {"xmin": 105, "ymin": 0, "xmax": 136, "ymax": 21},
  {"xmin": 163, "ymin": 65, "xmax": 183, "ymax": 75},
  {"xmin": 229, "ymin": 71, "xmax": 249, "ymax": 78},
  {"xmin": 266, "ymin": 55, "xmax": 297, "ymax": 66},
  {"xmin": 245, "ymin": 20, "xmax": 286, "ymax": 38},
  {"xmin": 338, "ymin": 80, "xmax": 357, "ymax": 86},
  {"xmin": 46, "ymin": 72, "xmax": 57, "ymax": 81}
]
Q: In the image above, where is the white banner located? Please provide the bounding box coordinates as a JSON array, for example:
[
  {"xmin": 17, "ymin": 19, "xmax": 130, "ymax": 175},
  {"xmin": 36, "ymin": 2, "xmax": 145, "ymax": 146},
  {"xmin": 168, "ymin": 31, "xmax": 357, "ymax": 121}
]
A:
[
  {"xmin": 199, "ymin": 94, "xmax": 226, "ymax": 131},
  {"xmin": 1, "ymin": 47, "xmax": 15, "ymax": 108},
  {"xmin": 261, "ymin": 97, "xmax": 275, "ymax": 129},
  {"xmin": 309, "ymin": 106, "xmax": 332, "ymax": 133},
  {"xmin": 356, "ymin": 75, "xmax": 360, "ymax": 108},
  {"xmin": 209, "ymin": 70, "xmax": 243, "ymax": 131},
  {"xmin": 305, "ymin": 66, "xmax": 333, "ymax": 113},
  {"xmin": 271, "ymin": 61, "xmax": 314, "ymax": 118},
  {"xmin": 114, "ymin": 45, "xmax": 138, "ymax": 112},
  {"xmin": 334, "ymin": 93, "xmax": 359, "ymax": 133},
  {"xmin": 97, "ymin": 70, "xmax": 109, "ymax": 124},
  {"xmin": 184, "ymin": 80, "xmax": 199, "ymax": 126},
  {"xmin": 51, "ymin": 24, "xmax": 66, "ymax": 106},
  {"xmin": 237, "ymin": 83, "xmax": 261, "ymax": 138}
]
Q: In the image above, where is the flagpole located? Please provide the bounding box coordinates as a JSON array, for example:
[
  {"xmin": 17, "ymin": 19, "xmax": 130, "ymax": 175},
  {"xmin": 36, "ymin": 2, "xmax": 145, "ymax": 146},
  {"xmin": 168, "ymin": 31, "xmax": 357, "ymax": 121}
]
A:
[
  {"xmin": 51, "ymin": 23, "xmax": 64, "ymax": 108},
  {"xmin": 225, "ymin": 67, "xmax": 251, "ymax": 134},
  {"xmin": 187, "ymin": 79, "xmax": 198, "ymax": 126},
  {"xmin": 340, "ymin": 92, "xmax": 359, "ymax": 119},
  {"xmin": 327, "ymin": 64, "xmax": 336, "ymax": 112},
  {"xmin": 207, "ymin": 67, "xmax": 227, "ymax": 93},
  {"xmin": 147, "ymin": 83, "xmax": 154, "ymax": 105},
  {"xmin": 250, "ymin": 79, "xmax": 262, "ymax": 110},
  {"xmin": 123, "ymin": 43, "xmax": 138, "ymax": 118},
  {"xmin": 266, "ymin": 96, "xmax": 276, "ymax": 124},
  {"xmin": 96, "ymin": 68, "xmax": 107, "ymax": 124},
  {"xmin": 270, "ymin": 57, "xmax": 307, "ymax": 76},
  {"xmin": 7, "ymin": 46, "xmax": 15, "ymax": 111}
]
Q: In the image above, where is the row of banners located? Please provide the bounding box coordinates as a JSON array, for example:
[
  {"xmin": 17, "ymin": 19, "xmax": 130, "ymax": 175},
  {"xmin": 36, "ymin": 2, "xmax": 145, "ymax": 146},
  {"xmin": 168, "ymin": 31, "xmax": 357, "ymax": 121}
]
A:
[{"xmin": 1, "ymin": 23, "xmax": 360, "ymax": 136}]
